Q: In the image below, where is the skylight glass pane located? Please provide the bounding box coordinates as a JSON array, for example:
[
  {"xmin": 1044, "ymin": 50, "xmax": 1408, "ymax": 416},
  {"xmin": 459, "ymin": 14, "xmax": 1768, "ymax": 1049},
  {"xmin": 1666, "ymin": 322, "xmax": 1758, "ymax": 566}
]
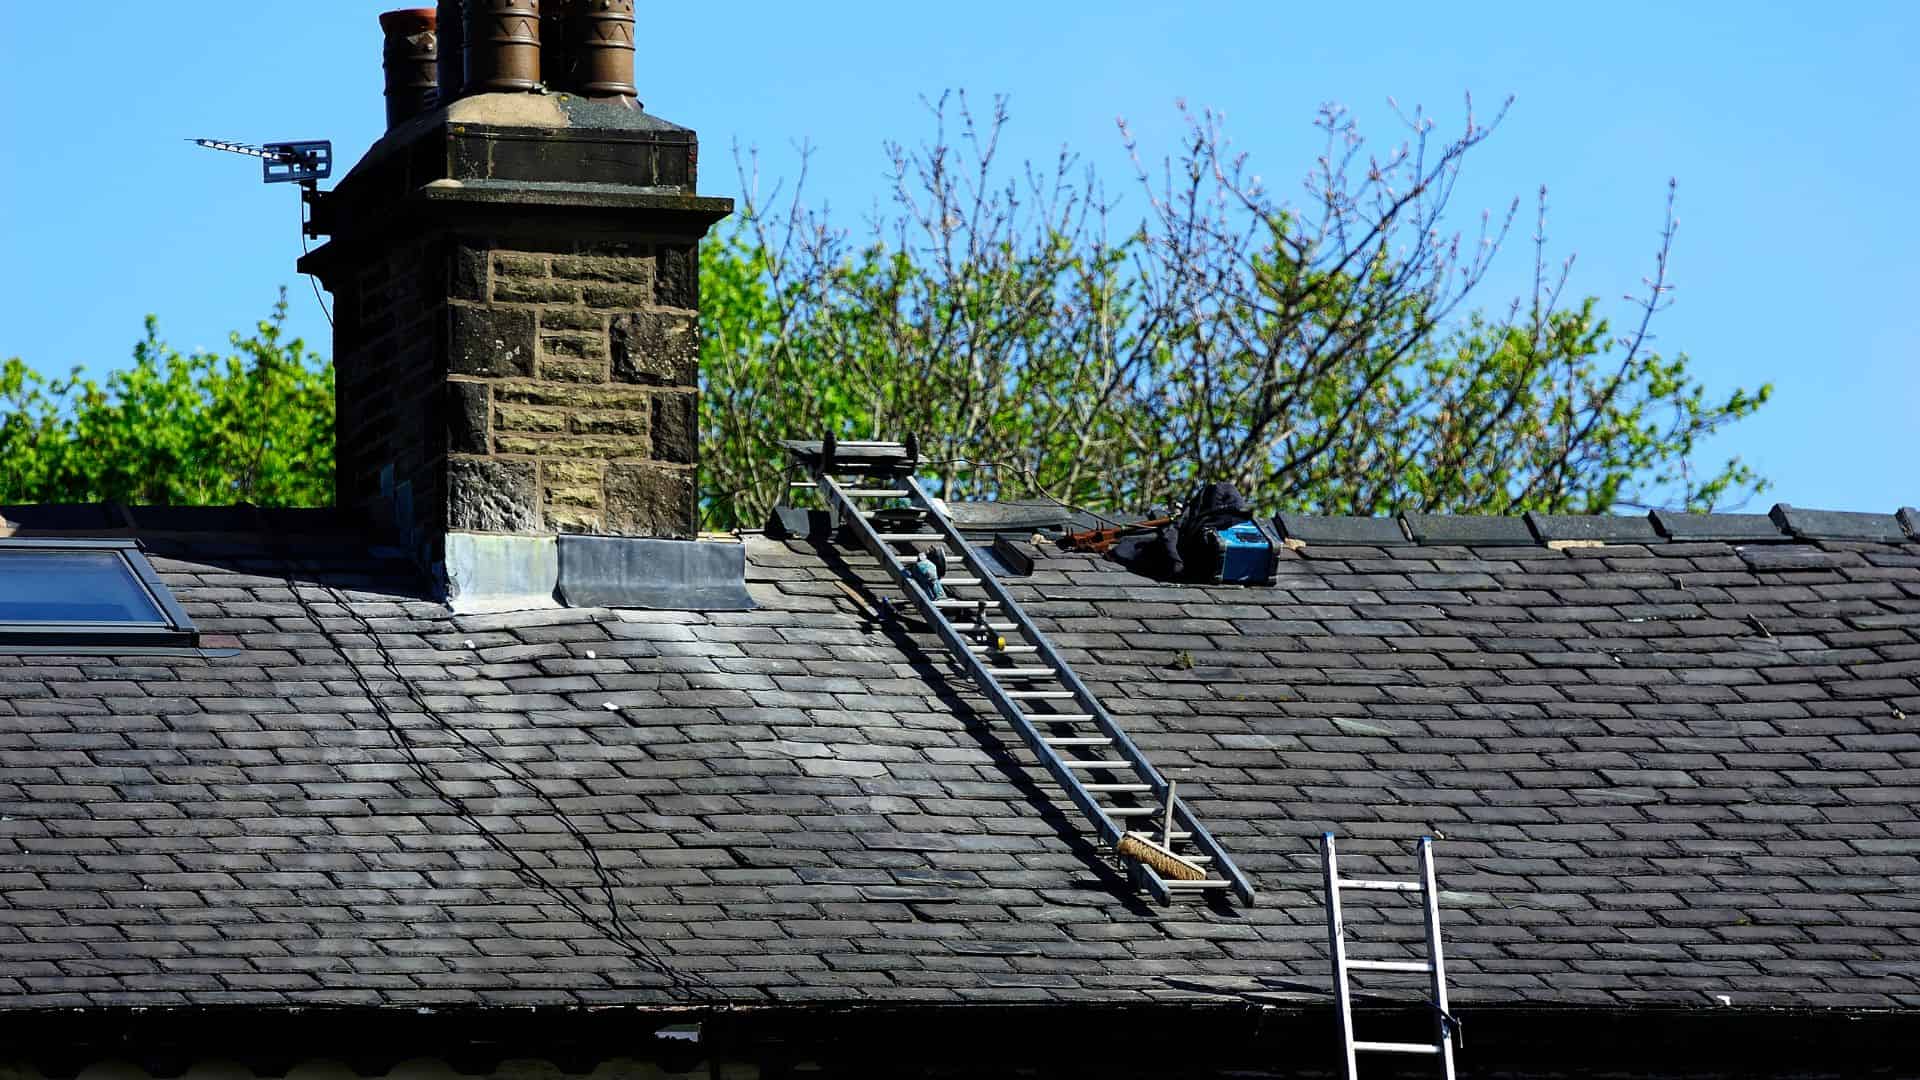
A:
[{"xmin": 0, "ymin": 550, "xmax": 167, "ymax": 624}]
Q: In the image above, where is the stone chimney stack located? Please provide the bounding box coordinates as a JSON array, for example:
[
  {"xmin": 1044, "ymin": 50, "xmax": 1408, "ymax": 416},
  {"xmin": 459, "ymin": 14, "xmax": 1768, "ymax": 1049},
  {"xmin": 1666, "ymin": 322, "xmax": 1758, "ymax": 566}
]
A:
[{"xmin": 300, "ymin": 4, "xmax": 730, "ymax": 604}]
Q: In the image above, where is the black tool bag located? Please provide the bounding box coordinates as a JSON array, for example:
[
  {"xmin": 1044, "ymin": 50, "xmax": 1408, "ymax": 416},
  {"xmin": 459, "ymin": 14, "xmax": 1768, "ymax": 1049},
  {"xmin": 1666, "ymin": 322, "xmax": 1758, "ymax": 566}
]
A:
[
  {"xmin": 1111, "ymin": 482, "xmax": 1253, "ymax": 582},
  {"xmin": 1111, "ymin": 523, "xmax": 1182, "ymax": 579},
  {"xmin": 1175, "ymin": 482, "xmax": 1254, "ymax": 581}
]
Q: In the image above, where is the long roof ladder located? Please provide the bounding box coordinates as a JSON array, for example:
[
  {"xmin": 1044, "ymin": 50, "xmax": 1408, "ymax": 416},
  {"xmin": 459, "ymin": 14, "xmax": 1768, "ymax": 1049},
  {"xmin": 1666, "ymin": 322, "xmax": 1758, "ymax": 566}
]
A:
[{"xmin": 784, "ymin": 436, "xmax": 1255, "ymax": 907}]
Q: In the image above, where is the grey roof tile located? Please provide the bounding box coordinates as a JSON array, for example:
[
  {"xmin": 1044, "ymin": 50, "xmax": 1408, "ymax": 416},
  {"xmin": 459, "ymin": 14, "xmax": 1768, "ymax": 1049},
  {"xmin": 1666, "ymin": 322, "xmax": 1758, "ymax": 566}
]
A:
[{"xmin": 1, "ymin": 528, "xmax": 1918, "ymax": 1013}]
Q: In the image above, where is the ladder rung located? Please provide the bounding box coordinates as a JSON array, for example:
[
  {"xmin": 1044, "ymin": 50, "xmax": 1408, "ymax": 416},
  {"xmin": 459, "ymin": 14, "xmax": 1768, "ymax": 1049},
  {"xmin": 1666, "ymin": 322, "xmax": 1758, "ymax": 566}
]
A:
[
  {"xmin": 1080, "ymin": 784, "xmax": 1150, "ymax": 793},
  {"xmin": 1354, "ymin": 1042, "xmax": 1440, "ymax": 1056},
  {"xmin": 844, "ymin": 489, "xmax": 911, "ymax": 497},
  {"xmin": 1163, "ymin": 879, "xmax": 1231, "ymax": 889},
  {"xmin": 950, "ymin": 622, "xmax": 1016, "ymax": 632},
  {"xmin": 1062, "ymin": 759, "xmax": 1130, "ymax": 770},
  {"xmin": 1042, "ymin": 737, "xmax": 1112, "ymax": 747},
  {"xmin": 1020, "ymin": 713, "xmax": 1093, "ymax": 723},
  {"xmin": 787, "ymin": 481, "xmax": 819, "ymax": 489},
  {"xmin": 1345, "ymin": 959, "xmax": 1433, "ymax": 973},
  {"xmin": 1102, "ymin": 807, "xmax": 1161, "ymax": 817},
  {"xmin": 876, "ymin": 532, "xmax": 943, "ymax": 542},
  {"xmin": 969, "ymin": 644, "xmax": 1038, "ymax": 654},
  {"xmin": 932, "ymin": 598, "xmax": 998, "ymax": 608},
  {"xmin": 1005, "ymin": 690, "xmax": 1075, "ymax": 700},
  {"xmin": 991, "ymin": 667, "xmax": 1057, "ymax": 678},
  {"xmin": 1129, "ymin": 830, "xmax": 1192, "ymax": 841},
  {"xmin": 1338, "ymin": 878, "xmax": 1423, "ymax": 892}
]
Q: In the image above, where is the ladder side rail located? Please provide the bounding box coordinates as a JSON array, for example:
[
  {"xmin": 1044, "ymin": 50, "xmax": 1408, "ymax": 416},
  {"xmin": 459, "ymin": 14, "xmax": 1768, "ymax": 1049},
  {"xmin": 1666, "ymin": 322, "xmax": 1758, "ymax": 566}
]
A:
[
  {"xmin": 1420, "ymin": 837, "xmax": 1458, "ymax": 1080},
  {"xmin": 904, "ymin": 477, "xmax": 1258, "ymax": 905},
  {"xmin": 1132, "ymin": 857, "xmax": 1175, "ymax": 906},
  {"xmin": 1323, "ymin": 833, "xmax": 1360, "ymax": 1080},
  {"xmin": 817, "ymin": 474, "xmax": 1124, "ymax": 852}
]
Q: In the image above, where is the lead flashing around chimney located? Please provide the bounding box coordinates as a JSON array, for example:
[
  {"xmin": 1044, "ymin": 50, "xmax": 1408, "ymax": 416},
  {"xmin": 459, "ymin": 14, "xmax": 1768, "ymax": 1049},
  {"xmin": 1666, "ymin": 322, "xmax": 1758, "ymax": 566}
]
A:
[
  {"xmin": 556, "ymin": 535, "xmax": 754, "ymax": 611},
  {"xmin": 444, "ymin": 531, "xmax": 561, "ymax": 613}
]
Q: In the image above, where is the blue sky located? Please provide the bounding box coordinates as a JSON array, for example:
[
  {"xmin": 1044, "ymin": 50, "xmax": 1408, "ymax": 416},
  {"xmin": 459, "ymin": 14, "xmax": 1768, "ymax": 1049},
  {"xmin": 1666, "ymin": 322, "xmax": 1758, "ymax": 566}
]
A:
[{"xmin": 1, "ymin": 1, "xmax": 1913, "ymax": 512}]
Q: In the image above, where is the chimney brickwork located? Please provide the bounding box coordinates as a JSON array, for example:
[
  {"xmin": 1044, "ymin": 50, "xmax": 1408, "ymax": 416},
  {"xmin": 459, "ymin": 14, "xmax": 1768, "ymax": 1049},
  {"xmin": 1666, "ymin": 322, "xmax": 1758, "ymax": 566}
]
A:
[
  {"xmin": 446, "ymin": 235, "xmax": 701, "ymax": 536},
  {"xmin": 301, "ymin": 91, "xmax": 728, "ymax": 566}
]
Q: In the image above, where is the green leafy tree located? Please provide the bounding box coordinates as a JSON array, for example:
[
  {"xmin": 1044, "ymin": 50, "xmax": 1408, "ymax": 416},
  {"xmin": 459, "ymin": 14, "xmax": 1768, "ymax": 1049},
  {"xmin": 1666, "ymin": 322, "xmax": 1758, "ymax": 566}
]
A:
[
  {"xmin": 0, "ymin": 291, "xmax": 333, "ymax": 506},
  {"xmin": 699, "ymin": 94, "xmax": 1770, "ymax": 528}
]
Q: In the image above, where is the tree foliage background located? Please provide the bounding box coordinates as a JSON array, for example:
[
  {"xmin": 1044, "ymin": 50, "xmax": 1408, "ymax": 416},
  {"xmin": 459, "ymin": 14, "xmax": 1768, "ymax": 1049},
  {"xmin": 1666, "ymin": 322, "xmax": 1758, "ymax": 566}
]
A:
[
  {"xmin": 0, "ymin": 97, "xmax": 1771, "ymax": 524},
  {"xmin": 0, "ymin": 292, "xmax": 333, "ymax": 507},
  {"xmin": 701, "ymin": 94, "xmax": 1769, "ymax": 528}
]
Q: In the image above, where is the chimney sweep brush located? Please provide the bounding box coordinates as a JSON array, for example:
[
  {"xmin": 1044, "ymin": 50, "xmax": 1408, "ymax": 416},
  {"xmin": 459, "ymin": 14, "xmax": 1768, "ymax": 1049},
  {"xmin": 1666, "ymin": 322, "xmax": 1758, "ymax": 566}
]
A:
[
  {"xmin": 1117, "ymin": 832, "xmax": 1208, "ymax": 881},
  {"xmin": 1116, "ymin": 779, "xmax": 1208, "ymax": 880}
]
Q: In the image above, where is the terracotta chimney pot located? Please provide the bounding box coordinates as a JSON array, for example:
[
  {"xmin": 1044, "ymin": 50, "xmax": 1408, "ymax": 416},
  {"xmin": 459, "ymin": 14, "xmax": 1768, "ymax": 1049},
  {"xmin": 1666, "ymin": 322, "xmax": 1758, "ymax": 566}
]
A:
[
  {"xmin": 571, "ymin": 0, "xmax": 636, "ymax": 100},
  {"xmin": 464, "ymin": 0, "xmax": 541, "ymax": 93},
  {"xmin": 379, "ymin": 8, "xmax": 439, "ymax": 130}
]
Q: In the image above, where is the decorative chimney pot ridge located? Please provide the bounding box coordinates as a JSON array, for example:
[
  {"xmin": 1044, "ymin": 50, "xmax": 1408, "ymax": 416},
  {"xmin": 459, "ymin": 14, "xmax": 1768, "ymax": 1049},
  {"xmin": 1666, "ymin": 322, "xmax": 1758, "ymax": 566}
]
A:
[
  {"xmin": 299, "ymin": 6, "xmax": 732, "ymax": 609},
  {"xmin": 464, "ymin": 0, "xmax": 541, "ymax": 93},
  {"xmin": 572, "ymin": 0, "xmax": 638, "ymax": 99}
]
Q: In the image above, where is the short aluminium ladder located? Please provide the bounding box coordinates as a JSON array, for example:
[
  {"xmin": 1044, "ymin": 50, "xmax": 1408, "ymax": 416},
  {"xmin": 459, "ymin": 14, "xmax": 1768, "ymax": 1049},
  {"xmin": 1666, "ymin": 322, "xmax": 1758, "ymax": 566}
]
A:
[
  {"xmin": 783, "ymin": 437, "xmax": 1255, "ymax": 907},
  {"xmin": 1322, "ymin": 833, "xmax": 1457, "ymax": 1080}
]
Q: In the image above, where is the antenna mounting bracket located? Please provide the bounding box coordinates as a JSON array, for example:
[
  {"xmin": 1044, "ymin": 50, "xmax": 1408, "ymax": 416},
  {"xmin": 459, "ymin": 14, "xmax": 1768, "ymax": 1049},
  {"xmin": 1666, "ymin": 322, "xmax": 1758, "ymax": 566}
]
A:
[{"xmin": 262, "ymin": 141, "xmax": 332, "ymax": 185}]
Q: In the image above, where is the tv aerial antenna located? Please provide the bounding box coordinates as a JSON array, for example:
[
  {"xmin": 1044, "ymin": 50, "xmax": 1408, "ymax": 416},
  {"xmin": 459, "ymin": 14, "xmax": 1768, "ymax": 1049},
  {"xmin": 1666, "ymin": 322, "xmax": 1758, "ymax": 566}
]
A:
[
  {"xmin": 190, "ymin": 138, "xmax": 334, "ymax": 236},
  {"xmin": 189, "ymin": 138, "xmax": 337, "ymax": 323},
  {"xmin": 189, "ymin": 138, "xmax": 332, "ymax": 187}
]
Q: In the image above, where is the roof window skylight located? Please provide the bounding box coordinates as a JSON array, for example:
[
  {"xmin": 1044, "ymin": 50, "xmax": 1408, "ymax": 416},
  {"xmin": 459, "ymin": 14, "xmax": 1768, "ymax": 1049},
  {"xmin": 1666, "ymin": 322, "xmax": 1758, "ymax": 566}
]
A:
[{"xmin": 0, "ymin": 539, "xmax": 198, "ymax": 649}]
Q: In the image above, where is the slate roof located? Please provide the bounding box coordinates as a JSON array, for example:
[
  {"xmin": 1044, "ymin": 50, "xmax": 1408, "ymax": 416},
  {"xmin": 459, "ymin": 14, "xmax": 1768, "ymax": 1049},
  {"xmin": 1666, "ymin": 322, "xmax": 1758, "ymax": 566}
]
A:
[{"xmin": 2, "ymin": 510, "xmax": 1919, "ymax": 1012}]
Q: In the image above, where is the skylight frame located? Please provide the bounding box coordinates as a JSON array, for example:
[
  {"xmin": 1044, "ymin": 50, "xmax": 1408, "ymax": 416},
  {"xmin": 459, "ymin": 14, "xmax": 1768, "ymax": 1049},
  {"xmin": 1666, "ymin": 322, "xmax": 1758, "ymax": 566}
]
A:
[{"xmin": 0, "ymin": 538, "xmax": 199, "ymax": 649}]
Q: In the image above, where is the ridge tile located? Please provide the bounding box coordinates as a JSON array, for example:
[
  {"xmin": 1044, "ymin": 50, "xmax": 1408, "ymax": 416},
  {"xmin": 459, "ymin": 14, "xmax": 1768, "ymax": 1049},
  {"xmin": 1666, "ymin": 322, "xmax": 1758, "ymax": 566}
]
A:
[
  {"xmin": 1272, "ymin": 513, "xmax": 1410, "ymax": 547},
  {"xmin": 1650, "ymin": 510, "xmax": 1788, "ymax": 543},
  {"xmin": 1769, "ymin": 505, "xmax": 1909, "ymax": 543},
  {"xmin": 1525, "ymin": 512, "xmax": 1662, "ymax": 544},
  {"xmin": 1401, "ymin": 514, "xmax": 1537, "ymax": 546}
]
